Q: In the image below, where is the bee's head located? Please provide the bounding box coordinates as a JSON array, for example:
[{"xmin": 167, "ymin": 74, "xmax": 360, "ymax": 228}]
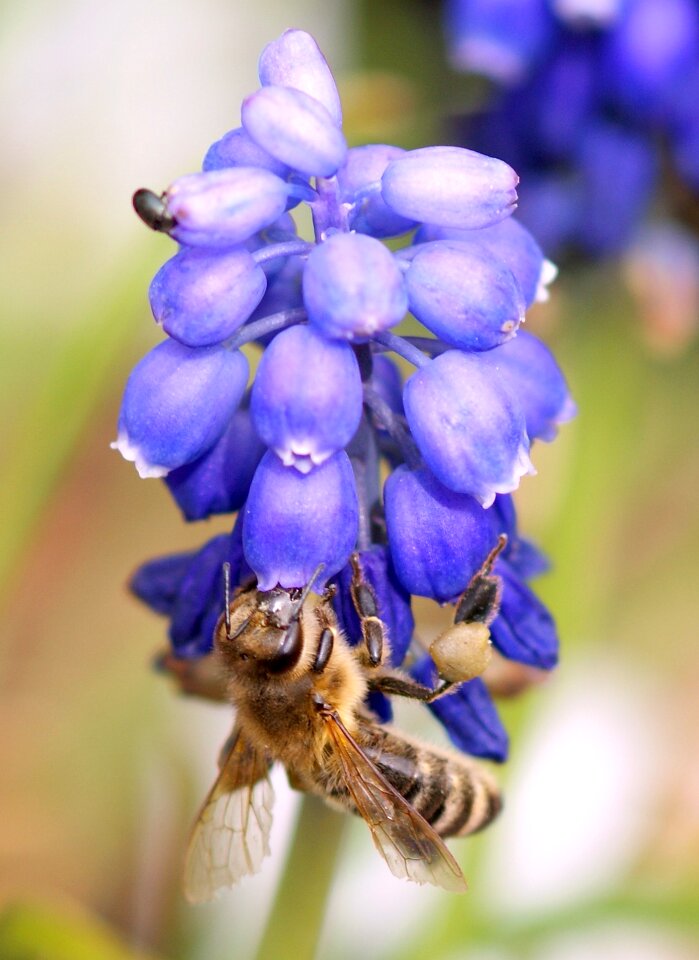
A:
[
  {"xmin": 214, "ymin": 585, "xmax": 306, "ymax": 675},
  {"xmin": 215, "ymin": 563, "xmax": 325, "ymax": 674}
]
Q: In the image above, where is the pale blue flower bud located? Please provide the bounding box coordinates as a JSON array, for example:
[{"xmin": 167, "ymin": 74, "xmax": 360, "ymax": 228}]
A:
[
  {"xmin": 203, "ymin": 126, "xmax": 289, "ymax": 177},
  {"xmin": 415, "ymin": 216, "xmax": 553, "ymax": 307},
  {"xmin": 337, "ymin": 145, "xmax": 417, "ymax": 238},
  {"xmin": 167, "ymin": 168, "xmax": 290, "ymax": 247},
  {"xmin": 242, "ymin": 85, "xmax": 347, "ymax": 178},
  {"xmin": 577, "ymin": 122, "xmax": 656, "ymax": 254},
  {"xmin": 303, "ymin": 232, "xmax": 408, "ymax": 340},
  {"xmin": 381, "ymin": 146, "xmax": 519, "ymax": 229},
  {"xmin": 149, "ymin": 247, "xmax": 267, "ymax": 347},
  {"xmin": 258, "ymin": 29, "xmax": 342, "ymax": 126},
  {"xmin": 405, "ymin": 241, "xmax": 524, "ymax": 350}
]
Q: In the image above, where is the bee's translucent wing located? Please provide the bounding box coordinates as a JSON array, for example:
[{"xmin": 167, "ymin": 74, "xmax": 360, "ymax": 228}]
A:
[
  {"xmin": 322, "ymin": 710, "xmax": 467, "ymax": 894},
  {"xmin": 184, "ymin": 727, "xmax": 274, "ymax": 903}
]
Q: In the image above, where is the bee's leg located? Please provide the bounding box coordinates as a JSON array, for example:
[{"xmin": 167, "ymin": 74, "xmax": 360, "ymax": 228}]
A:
[
  {"xmin": 454, "ymin": 534, "xmax": 507, "ymax": 627},
  {"xmin": 367, "ymin": 668, "xmax": 455, "ymax": 703},
  {"xmin": 312, "ymin": 627, "xmax": 335, "ymax": 673},
  {"xmin": 350, "ymin": 553, "xmax": 387, "ymax": 667},
  {"xmin": 153, "ymin": 649, "xmax": 228, "ymax": 702},
  {"xmin": 365, "ymin": 539, "xmax": 509, "ymax": 703}
]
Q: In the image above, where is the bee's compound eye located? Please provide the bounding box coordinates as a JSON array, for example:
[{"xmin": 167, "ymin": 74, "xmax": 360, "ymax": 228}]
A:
[
  {"xmin": 266, "ymin": 619, "xmax": 302, "ymax": 674},
  {"xmin": 429, "ymin": 622, "xmax": 492, "ymax": 683}
]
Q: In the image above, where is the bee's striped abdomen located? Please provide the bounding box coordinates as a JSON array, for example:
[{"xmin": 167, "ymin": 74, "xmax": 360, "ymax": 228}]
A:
[{"xmin": 359, "ymin": 723, "xmax": 501, "ymax": 839}]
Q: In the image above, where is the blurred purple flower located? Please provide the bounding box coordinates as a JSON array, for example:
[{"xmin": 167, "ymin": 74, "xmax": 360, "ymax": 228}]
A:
[{"xmin": 448, "ymin": 0, "xmax": 699, "ymax": 259}]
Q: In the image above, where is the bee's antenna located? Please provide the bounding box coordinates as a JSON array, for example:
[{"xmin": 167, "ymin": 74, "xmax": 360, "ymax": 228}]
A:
[
  {"xmin": 293, "ymin": 562, "xmax": 326, "ymax": 616},
  {"xmin": 223, "ymin": 562, "xmax": 233, "ymax": 639}
]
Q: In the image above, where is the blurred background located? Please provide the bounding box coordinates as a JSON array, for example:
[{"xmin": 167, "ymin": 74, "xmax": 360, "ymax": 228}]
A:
[{"xmin": 1, "ymin": 1, "xmax": 698, "ymax": 958}]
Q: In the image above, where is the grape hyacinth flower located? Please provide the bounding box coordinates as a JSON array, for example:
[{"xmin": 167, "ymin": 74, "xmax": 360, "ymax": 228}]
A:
[
  {"xmin": 445, "ymin": 0, "xmax": 699, "ymax": 259},
  {"xmin": 119, "ymin": 29, "xmax": 574, "ymax": 763}
]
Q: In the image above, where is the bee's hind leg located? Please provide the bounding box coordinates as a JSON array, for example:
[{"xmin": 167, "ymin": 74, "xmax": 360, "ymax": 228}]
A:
[
  {"xmin": 367, "ymin": 669, "xmax": 455, "ymax": 704},
  {"xmin": 364, "ymin": 536, "xmax": 510, "ymax": 703}
]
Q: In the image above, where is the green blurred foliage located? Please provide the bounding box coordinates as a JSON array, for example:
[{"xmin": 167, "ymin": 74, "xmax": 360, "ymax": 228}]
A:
[{"xmin": 0, "ymin": 901, "xmax": 162, "ymax": 960}]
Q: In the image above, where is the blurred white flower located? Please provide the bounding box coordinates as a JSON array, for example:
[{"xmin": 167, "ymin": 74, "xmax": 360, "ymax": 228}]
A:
[{"xmin": 482, "ymin": 654, "xmax": 663, "ymax": 914}]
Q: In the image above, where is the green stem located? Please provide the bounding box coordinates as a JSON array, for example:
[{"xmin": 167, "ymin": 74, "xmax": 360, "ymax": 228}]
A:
[{"xmin": 254, "ymin": 795, "xmax": 346, "ymax": 960}]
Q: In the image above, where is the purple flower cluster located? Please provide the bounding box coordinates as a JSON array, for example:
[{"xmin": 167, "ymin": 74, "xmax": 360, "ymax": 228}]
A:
[
  {"xmin": 121, "ymin": 30, "xmax": 574, "ymax": 762},
  {"xmin": 446, "ymin": 0, "xmax": 699, "ymax": 256}
]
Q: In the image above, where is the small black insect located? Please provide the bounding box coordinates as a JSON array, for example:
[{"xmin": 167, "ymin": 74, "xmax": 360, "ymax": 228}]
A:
[{"xmin": 132, "ymin": 188, "xmax": 176, "ymax": 233}]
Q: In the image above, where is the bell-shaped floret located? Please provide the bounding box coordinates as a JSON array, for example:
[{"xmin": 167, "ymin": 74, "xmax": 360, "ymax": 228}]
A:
[
  {"xmin": 165, "ymin": 404, "xmax": 265, "ymax": 521},
  {"xmin": 445, "ymin": 0, "xmax": 555, "ymax": 83},
  {"xmin": 242, "ymin": 85, "xmax": 347, "ymax": 178},
  {"xmin": 149, "ymin": 247, "xmax": 267, "ymax": 347},
  {"xmin": 332, "ymin": 545, "xmax": 414, "ymax": 667},
  {"xmin": 113, "ymin": 341, "xmax": 249, "ymax": 478},
  {"xmin": 169, "ymin": 527, "xmax": 251, "ymax": 659},
  {"xmin": 381, "ymin": 146, "xmax": 519, "ymax": 230},
  {"xmin": 303, "ymin": 232, "xmax": 408, "ymax": 340},
  {"xmin": 403, "ymin": 351, "xmax": 534, "ymax": 507},
  {"xmin": 203, "ymin": 126, "xmax": 290, "ymax": 176},
  {"xmin": 250, "ymin": 324, "xmax": 363, "ymax": 472},
  {"xmin": 167, "ymin": 168, "xmax": 291, "ymax": 247},
  {"xmin": 490, "ymin": 495, "xmax": 550, "ymax": 579},
  {"xmin": 337, "ymin": 145, "xmax": 417, "ymax": 238},
  {"xmin": 130, "ymin": 551, "xmax": 196, "ymax": 617},
  {"xmin": 243, "ymin": 450, "xmax": 359, "ymax": 590},
  {"xmin": 131, "ymin": 526, "xmax": 251, "ymax": 660},
  {"xmin": 258, "ymin": 29, "xmax": 342, "ymax": 126},
  {"xmin": 482, "ymin": 331, "xmax": 576, "ymax": 442},
  {"xmin": 490, "ymin": 560, "xmax": 559, "ymax": 669},
  {"xmin": 415, "ymin": 215, "xmax": 552, "ymax": 308},
  {"xmin": 411, "ymin": 656, "xmax": 508, "ymax": 761},
  {"xmin": 384, "ymin": 465, "xmax": 497, "ymax": 601},
  {"xmin": 405, "ymin": 241, "xmax": 524, "ymax": 350}
]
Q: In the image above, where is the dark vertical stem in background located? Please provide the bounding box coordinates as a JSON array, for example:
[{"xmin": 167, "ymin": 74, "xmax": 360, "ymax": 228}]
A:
[{"xmin": 254, "ymin": 796, "xmax": 346, "ymax": 960}]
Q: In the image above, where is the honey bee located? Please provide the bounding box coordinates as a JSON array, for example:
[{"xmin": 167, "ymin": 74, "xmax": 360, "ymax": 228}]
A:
[{"xmin": 179, "ymin": 545, "xmax": 505, "ymax": 902}]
